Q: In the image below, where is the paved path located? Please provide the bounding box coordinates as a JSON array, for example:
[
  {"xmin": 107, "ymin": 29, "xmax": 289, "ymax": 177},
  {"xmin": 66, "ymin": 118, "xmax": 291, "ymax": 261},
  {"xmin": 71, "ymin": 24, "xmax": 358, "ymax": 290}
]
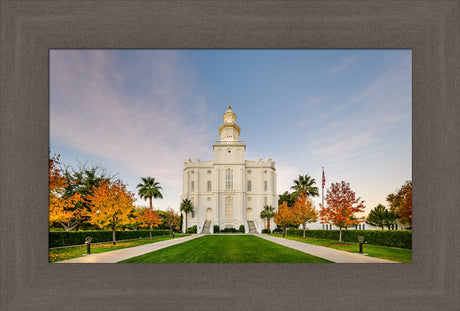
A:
[
  {"xmin": 256, "ymin": 234, "xmax": 398, "ymax": 263},
  {"xmin": 56, "ymin": 234, "xmax": 204, "ymax": 263},
  {"xmin": 56, "ymin": 234, "xmax": 397, "ymax": 264}
]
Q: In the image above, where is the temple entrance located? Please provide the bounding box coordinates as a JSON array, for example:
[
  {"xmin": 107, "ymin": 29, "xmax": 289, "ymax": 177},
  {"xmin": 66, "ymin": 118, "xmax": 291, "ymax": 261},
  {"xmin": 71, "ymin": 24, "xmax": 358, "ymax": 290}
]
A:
[
  {"xmin": 206, "ymin": 208, "xmax": 213, "ymax": 221},
  {"xmin": 246, "ymin": 208, "xmax": 253, "ymax": 221}
]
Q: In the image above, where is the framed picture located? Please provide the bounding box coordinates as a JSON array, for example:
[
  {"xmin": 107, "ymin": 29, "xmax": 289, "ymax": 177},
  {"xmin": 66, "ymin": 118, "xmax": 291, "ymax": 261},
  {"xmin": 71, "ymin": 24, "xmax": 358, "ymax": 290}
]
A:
[
  {"xmin": 48, "ymin": 48, "xmax": 411, "ymax": 265},
  {"xmin": 1, "ymin": 1, "xmax": 458, "ymax": 310}
]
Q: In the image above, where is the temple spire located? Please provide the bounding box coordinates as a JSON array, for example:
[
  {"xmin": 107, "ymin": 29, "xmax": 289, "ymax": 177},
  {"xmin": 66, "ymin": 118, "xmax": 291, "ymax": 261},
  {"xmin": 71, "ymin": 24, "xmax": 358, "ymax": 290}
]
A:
[{"xmin": 219, "ymin": 105, "xmax": 240, "ymax": 141}]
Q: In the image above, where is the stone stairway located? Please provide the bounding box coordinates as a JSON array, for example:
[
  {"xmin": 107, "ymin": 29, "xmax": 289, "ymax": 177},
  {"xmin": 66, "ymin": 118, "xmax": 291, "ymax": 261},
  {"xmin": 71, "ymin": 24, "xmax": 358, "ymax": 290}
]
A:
[
  {"xmin": 247, "ymin": 220, "xmax": 257, "ymax": 233},
  {"xmin": 201, "ymin": 220, "xmax": 212, "ymax": 234}
]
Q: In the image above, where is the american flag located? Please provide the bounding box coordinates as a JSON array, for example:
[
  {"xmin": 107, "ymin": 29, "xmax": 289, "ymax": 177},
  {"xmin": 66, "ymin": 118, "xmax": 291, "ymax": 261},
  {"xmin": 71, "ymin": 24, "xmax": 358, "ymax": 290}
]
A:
[{"xmin": 322, "ymin": 168, "xmax": 325, "ymax": 188}]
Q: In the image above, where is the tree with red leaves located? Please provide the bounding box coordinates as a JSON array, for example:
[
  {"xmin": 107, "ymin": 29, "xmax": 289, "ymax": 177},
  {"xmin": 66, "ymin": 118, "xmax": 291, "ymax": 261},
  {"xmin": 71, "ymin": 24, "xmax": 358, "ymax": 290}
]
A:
[
  {"xmin": 135, "ymin": 207, "xmax": 163, "ymax": 239},
  {"xmin": 387, "ymin": 180, "xmax": 412, "ymax": 227},
  {"xmin": 319, "ymin": 181, "xmax": 365, "ymax": 243},
  {"xmin": 164, "ymin": 208, "xmax": 181, "ymax": 238}
]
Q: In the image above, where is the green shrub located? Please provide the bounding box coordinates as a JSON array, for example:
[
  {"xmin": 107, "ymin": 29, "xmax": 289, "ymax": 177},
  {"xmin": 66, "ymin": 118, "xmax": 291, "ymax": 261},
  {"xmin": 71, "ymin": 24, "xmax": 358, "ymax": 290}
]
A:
[
  {"xmin": 221, "ymin": 228, "xmax": 237, "ymax": 233},
  {"xmin": 187, "ymin": 226, "xmax": 197, "ymax": 234},
  {"xmin": 284, "ymin": 229, "xmax": 412, "ymax": 249},
  {"xmin": 262, "ymin": 229, "xmax": 271, "ymax": 234},
  {"xmin": 238, "ymin": 225, "xmax": 245, "ymax": 233},
  {"xmin": 272, "ymin": 228, "xmax": 283, "ymax": 234},
  {"xmin": 213, "ymin": 225, "xmax": 220, "ymax": 233},
  {"xmin": 49, "ymin": 230, "xmax": 171, "ymax": 248}
]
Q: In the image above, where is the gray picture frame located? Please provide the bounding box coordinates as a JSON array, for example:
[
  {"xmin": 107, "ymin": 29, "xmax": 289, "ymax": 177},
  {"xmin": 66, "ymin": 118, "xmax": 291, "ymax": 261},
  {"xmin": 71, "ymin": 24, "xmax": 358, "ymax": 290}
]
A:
[{"xmin": 1, "ymin": 1, "xmax": 459, "ymax": 310}]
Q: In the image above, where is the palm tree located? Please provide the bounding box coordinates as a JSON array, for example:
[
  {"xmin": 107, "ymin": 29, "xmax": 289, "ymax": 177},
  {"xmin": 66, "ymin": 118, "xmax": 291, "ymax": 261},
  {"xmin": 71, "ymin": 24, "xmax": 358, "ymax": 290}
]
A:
[
  {"xmin": 136, "ymin": 177, "xmax": 163, "ymax": 209},
  {"xmin": 290, "ymin": 174, "xmax": 319, "ymax": 198},
  {"xmin": 180, "ymin": 198, "xmax": 194, "ymax": 233},
  {"xmin": 260, "ymin": 205, "xmax": 275, "ymax": 231}
]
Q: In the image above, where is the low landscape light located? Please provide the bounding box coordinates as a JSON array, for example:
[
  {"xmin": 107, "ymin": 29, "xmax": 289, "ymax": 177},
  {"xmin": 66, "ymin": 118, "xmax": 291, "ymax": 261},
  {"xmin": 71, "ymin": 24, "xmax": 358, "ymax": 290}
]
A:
[
  {"xmin": 85, "ymin": 236, "xmax": 92, "ymax": 255},
  {"xmin": 358, "ymin": 236, "xmax": 365, "ymax": 254}
]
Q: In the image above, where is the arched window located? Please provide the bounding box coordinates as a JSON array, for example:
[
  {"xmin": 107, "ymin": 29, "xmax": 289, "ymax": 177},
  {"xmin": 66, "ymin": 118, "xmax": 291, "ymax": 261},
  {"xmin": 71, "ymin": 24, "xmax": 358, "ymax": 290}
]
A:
[
  {"xmin": 207, "ymin": 180, "xmax": 212, "ymax": 192},
  {"xmin": 191, "ymin": 181, "xmax": 195, "ymax": 192},
  {"xmin": 225, "ymin": 196, "xmax": 233, "ymax": 218},
  {"xmin": 247, "ymin": 180, "xmax": 252, "ymax": 192},
  {"xmin": 225, "ymin": 168, "xmax": 233, "ymax": 190}
]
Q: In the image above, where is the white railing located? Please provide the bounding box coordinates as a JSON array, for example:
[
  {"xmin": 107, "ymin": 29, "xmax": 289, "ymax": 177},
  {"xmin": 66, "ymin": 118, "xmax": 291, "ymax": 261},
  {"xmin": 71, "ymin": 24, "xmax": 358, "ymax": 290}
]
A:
[
  {"xmin": 253, "ymin": 219, "xmax": 261, "ymax": 234},
  {"xmin": 244, "ymin": 222, "xmax": 249, "ymax": 234},
  {"xmin": 213, "ymin": 141, "xmax": 245, "ymax": 145},
  {"xmin": 209, "ymin": 220, "xmax": 213, "ymax": 234},
  {"xmin": 197, "ymin": 219, "xmax": 206, "ymax": 234}
]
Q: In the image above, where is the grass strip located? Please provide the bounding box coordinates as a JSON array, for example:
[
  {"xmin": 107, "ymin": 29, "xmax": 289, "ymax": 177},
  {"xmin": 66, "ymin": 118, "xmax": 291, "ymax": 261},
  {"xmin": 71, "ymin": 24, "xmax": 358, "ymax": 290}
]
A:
[
  {"xmin": 49, "ymin": 235, "xmax": 188, "ymax": 263},
  {"xmin": 120, "ymin": 235, "xmax": 333, "ymax": 263},
  {"xmin": 269, "ymin": 234, "xmax": 412, "ymax": 263}
]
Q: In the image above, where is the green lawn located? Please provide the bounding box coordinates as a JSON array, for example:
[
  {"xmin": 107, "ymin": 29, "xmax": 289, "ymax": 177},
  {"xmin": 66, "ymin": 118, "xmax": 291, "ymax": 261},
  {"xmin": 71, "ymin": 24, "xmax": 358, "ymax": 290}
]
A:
[
  {"xmin": 120, "ymin": 235, "xmax": 333, "ymax": 263},
  {"xmin": 49, "ymin": 235, "xmax": 188, "ymax": 263},
  {"xmin": 270, "ymin": 234, "xmax": 412, "ymax": 263}
]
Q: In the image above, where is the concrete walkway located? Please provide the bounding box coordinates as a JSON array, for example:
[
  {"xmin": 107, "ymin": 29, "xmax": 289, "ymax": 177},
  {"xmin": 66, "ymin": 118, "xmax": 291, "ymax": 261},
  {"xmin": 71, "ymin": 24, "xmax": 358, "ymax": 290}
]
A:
[
  {"xmin": 56, "ymin": 233, "xmax": 398, "ymax": 264},
  {"xmin": 56, "ymin": 234, "xmax": 204, "ymax": 263},
  {"xmin": 256, "ymin": 234, "xmax": 398, "ymax": 263}
]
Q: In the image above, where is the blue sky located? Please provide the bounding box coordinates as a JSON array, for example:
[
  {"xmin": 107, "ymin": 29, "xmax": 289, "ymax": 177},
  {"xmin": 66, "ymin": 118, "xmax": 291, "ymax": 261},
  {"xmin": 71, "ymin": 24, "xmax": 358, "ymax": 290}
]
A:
[{"xmin": 50, "ymin": 49, "xmax": 411, "ymax": 215}]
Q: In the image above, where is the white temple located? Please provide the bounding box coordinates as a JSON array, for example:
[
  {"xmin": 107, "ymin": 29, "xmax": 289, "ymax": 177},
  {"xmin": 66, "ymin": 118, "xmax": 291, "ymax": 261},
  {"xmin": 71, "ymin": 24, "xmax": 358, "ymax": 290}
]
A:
[{"xmin": 181, "ymin": 105, "xmax": 278, "ymax": 233}]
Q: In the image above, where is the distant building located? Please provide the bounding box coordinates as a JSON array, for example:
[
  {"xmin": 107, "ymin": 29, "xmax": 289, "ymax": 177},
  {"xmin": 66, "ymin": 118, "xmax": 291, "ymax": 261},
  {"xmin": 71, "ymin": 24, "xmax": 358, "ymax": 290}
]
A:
[{"xmin": 181, "ymin": 105, "xmax": 278, "ymax": 233}]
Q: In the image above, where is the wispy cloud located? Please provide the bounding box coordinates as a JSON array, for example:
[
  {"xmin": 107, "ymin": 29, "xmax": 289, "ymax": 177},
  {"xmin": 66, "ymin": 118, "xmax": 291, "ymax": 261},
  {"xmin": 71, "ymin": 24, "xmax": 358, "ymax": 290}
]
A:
[
  {"xmin": 299, "ymin": 95, "xmax": 330, "ymax": 108},
  {"xmin": 305, "ymin": 56, "xmax": 411, "ymax": 163},
  {"xmin": 50, "ymin": 50, "xmax": 212, "ymax": 208},
  {"xmin": 328, "ymin": 56, "xmax": 354, "ymax": 77}
]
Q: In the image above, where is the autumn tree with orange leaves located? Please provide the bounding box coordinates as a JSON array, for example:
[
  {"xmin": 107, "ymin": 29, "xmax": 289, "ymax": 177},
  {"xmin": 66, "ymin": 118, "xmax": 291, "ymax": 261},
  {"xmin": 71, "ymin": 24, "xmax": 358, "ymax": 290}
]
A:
[
  {"xmin": 273, "ymin": 202, "xmax": 301, "ymax": 238},
  {"xmin": 293, "ymin": 193, "xmax": 318, "ymax": 239},
  {"xmin": 135, "ymin": 207, "xmax": 163, "ymax": 239},
  {"xmin": 49, "ymin": 154, "xmax": 83, "ymax": 231},
  {"xmin": 85, "ymin": 179, "xmax": 135, "ymax": 244},
  {"xmin": 319, "ymin": 181, "xmax": 365, "ymax": 243},
  {"xmin": 387, "ymin": 181, "xmax": 412, "ymax": 227},
  {"xmin": 164, "ymin": 208, "xmax": 181, "ymax": 238}
]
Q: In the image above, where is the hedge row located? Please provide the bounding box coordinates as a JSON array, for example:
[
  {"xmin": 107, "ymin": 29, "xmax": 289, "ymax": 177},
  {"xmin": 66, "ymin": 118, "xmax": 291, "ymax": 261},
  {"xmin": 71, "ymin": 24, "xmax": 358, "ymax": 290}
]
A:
[
  {"xmin": 221, "ymin": 228, "xmax": 238, "ymax": 233},
  {"xmin": 285, "ymin": 229, "xmax": 412, "ymax": 249},
  {"xmin": 49, "ymin": 230, "xmax": 171, "ymax": 248}
]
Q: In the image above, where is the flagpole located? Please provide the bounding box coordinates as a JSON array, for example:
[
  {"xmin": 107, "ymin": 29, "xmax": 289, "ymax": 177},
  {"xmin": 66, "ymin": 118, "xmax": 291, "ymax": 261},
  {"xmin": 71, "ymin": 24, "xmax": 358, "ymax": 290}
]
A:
[{"xmin": 322, "ymin": 167, "xmax": 325, "ymax": 230}]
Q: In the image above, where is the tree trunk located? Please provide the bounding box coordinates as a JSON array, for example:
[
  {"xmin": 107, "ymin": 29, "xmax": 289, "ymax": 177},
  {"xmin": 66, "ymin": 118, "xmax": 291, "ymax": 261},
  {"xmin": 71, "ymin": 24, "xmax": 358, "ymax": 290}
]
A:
[
  {"xmin": 185, "ymin": 214, "xmax": 188, "ymax": 234},
  {"xmin": 267, "ymin": 218, "xmax": 270, "ymax": 231},
  {"xmin": 112, "ymin": 224, "xmax": 116, "ymax": 245},
  {"xmin": 303, "ymin": 223, "xmax": 306, "ymax": 239},
  {"xmin": 149, "ymin": 196, "xmax": 152, "ymax": 209},
  {"xmin": 149, "ymin": 224, "xmax": 152, "ymax": 239},
  {"xmin": 61, "ymin": 219, "xmax": 80, "ymax": 231},
  {"xmin": 339, "ymin": 227, "xmax": 342, "ymax": 243}
]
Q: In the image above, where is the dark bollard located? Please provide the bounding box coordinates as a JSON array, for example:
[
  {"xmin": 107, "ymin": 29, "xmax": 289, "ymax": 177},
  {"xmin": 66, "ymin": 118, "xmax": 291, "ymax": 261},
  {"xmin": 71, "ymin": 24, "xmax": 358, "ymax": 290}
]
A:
[
  {"xmin": 85, "ymin": 236, "xmax": 92, "ymax": 255},
  {"xmin": 358, "ymin": 236, "xmax": 364, "ymax": 254}
]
